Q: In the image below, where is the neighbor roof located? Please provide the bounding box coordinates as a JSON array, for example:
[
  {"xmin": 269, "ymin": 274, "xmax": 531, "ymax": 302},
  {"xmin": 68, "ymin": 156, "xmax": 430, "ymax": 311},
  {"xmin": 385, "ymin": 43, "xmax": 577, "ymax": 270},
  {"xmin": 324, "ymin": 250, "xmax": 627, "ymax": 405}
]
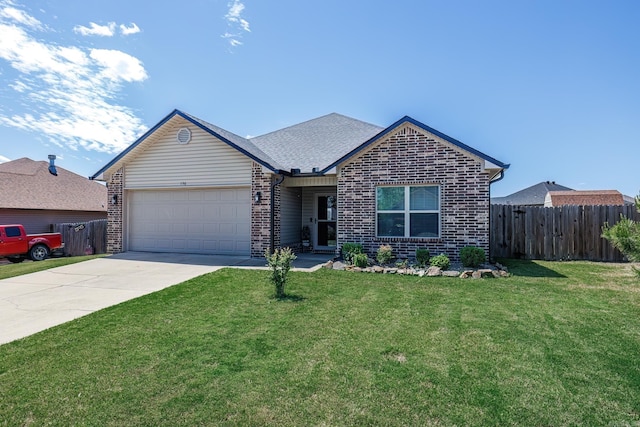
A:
[
  {"xmin": 491, "ymin": 181, "xmax": 573, "ymax": 205},
  {"xmin": 0, "ymin": 158, "xmax": 107, "ymax": 211},
  {"xmin": 546, "ymin": 190, "xmax": 624, "ymax": 207}
]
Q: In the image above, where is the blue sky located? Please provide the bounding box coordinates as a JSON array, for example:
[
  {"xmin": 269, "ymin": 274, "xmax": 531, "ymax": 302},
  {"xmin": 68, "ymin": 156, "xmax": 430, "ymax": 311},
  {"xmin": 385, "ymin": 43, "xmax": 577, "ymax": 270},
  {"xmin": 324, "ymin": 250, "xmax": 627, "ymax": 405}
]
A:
[{"xmin": 0, "ymin": 0, "xmax": 638, "ymax": 197}]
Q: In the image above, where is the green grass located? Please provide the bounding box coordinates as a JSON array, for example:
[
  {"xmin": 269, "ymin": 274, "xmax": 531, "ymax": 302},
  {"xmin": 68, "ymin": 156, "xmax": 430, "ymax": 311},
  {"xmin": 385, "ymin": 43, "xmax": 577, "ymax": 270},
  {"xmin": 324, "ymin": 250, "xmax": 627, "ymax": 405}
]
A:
[
  {"xmin": 0, "ymin": 255, "xmax": 106, "ymax": 280},
  {"xmin": 1, "ymin": 260, "xmax": 639, "ymax": 426}
]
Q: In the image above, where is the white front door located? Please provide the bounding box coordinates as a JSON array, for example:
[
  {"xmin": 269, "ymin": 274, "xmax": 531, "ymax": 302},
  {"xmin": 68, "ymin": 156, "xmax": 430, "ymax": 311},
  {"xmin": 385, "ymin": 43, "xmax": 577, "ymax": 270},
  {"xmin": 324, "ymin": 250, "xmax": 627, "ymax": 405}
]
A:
[{"xmin": 315, "ymin": 194, "xmax": 337, "ymax": 250}]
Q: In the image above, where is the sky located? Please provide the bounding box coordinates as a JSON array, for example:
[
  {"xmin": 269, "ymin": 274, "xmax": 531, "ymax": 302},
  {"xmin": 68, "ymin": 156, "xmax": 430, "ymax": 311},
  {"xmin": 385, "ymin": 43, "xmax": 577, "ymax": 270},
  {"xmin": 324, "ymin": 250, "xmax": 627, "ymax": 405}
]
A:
[{"xmin": 0, "ymin": 0, "xmax": 638, "ymax": 198}]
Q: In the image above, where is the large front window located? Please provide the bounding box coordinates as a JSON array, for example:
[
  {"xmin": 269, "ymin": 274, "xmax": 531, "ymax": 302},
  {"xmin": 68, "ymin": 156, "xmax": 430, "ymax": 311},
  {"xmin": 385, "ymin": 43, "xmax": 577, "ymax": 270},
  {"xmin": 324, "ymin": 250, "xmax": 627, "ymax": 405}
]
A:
[{"xmin": 376, "ymin": 185, "xmax": 440, "ymax": 238}]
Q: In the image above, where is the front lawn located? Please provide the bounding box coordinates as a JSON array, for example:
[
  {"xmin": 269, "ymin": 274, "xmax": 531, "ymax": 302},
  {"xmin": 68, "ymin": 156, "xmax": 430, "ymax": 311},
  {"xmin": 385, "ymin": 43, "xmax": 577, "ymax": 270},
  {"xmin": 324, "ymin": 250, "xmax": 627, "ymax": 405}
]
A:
[
  {"xmin": 1, "ymin": 260, "xmax": 639, "ymax": 425},
  {"xmin": 0, "ymin": 254, "xmax": 106, "ymax": 280}
]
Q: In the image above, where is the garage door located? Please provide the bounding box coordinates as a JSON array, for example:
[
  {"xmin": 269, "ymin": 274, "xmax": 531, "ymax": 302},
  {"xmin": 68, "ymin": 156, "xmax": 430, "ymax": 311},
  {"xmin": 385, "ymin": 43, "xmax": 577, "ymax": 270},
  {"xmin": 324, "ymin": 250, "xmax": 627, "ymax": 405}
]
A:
[{"xmin": 128, "ymin": 188, "xmax": 251, "ymax": 255}]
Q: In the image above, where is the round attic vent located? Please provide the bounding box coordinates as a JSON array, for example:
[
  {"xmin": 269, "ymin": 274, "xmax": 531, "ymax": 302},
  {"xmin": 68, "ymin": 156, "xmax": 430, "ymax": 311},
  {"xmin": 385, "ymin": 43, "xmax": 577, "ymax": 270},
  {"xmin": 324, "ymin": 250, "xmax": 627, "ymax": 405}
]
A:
[{"xmin": 177, "ymin": 128, "xmax": 191, "ymax": 144}]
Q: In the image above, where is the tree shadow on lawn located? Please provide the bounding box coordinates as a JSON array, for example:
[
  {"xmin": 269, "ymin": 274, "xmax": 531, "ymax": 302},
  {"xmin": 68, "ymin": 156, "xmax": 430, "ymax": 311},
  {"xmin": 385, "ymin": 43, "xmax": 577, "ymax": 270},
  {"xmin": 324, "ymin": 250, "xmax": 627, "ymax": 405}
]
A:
[
  {"xmin": 273, "ymin": 294, "xmax": 306, "ymax": 302},
  {"xmin": 499, "ymin": 259, "xmax": 567, "ymax": 278}
]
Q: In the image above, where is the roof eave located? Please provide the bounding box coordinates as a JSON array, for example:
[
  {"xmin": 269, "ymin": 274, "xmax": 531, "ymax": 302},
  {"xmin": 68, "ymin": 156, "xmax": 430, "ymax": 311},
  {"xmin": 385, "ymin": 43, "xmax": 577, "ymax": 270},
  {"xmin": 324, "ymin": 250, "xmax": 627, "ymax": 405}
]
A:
[{"xmin": 90, "ymin": 109, "xmax": 282, "ymax": 181}]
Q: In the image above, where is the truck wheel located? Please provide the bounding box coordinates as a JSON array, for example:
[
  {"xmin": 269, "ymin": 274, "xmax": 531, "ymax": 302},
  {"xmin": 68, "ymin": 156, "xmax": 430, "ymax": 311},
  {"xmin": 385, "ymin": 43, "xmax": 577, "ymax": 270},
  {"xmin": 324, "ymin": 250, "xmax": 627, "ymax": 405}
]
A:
[
  {"xmin": 8, "ymin": 257, "xmax": 24, "ymax": 263},
  {"xmin": 29, "ymin": 244, "xmax": 50, "ymax": 261}
]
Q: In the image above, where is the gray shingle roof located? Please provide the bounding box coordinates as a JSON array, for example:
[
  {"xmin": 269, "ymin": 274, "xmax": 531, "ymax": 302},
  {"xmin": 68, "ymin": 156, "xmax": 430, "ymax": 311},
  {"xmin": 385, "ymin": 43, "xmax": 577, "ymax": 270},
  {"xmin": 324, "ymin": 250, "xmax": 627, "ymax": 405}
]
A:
[
  {"xmin": 249, "ymin": 113, "xmax": 384, "ymax": 173},
  {"xmin": 1, "ymin": 158, "xmax": 107, "ymax": 211},
  {"xmin": 491, "ymin": 181, "xmax": 573, "ymax": 205},
  {"xmin": 181, "ymin": 112, "xmax": 285, "ymax": 171}
]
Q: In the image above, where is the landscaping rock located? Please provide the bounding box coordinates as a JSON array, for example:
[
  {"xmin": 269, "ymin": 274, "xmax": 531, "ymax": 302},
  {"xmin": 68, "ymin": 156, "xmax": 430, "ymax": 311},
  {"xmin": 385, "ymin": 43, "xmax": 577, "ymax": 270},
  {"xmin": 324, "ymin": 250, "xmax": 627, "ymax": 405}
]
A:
[
  {"xmin": 332, "ymin": 261, "xmax": 346, "ymax": 271},
  {"xmin": 426, "ymin": 266, "xmax": 442, "ymax": 277},
  {"xmin": 323, "ymin": 261, "xmax": 333, "ymax": 269},
  {"xmin": 442, "ymin": 270, "xmax": 460, "ymax": 277},
  {"xmin": 479, "ymin": 269, "xmax": 494, "ymax": 278},
  {"xmin": 459, "ymin": 271, "xmax": 473, "ymax": 279},
  {"xmin": 472, "ymin": 271, "xmax": 482, "ymax": 279},
  {"xmin": 418, "ymin": 270, "xmax": 426, "ymax": 277},
  {"xmin": 385, "ymin": 268, "xmax": 397, "ymax": 274},
  {"xmin": 353, "ymin": 267, "xmax": 362, "ymax": 273},
  {"xmin": 373, "ymin": 266, "xmax": 384, "ymax": 273}
]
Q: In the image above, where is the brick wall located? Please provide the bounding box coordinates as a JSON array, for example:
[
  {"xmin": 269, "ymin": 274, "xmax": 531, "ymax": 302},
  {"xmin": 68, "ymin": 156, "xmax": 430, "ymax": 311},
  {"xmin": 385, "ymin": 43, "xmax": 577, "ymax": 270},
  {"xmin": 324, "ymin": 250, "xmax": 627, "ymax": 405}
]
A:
[
  {"xmin": 106, "ymin": 167, "xmax": 124, "ymax": 253},
  {"xmin": 251, "ymin": 162, "xmax": 281, "ymax": 257},
  {"xmin": 338, "ymin": 124, "xmax": 491, "ymax": 262}
]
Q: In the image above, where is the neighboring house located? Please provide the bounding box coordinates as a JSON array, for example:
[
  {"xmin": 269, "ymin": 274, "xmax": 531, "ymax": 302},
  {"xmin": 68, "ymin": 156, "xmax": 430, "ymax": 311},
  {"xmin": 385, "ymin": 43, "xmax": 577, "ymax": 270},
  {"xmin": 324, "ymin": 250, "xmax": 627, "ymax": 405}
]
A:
[
  {"xmin": 0, "ymin": 157, "xmax": 107, "ymax": 233},
  {"xmin": 544, "ymin": 190, "xmax": 624, "ymax": 207},
  {"xmin": 491, "ymin": 181, "xmax": 573, "ymax": 206},
  {"xmin": 91, "ymin": 110, "xmax": 509, "ymax": 261}
]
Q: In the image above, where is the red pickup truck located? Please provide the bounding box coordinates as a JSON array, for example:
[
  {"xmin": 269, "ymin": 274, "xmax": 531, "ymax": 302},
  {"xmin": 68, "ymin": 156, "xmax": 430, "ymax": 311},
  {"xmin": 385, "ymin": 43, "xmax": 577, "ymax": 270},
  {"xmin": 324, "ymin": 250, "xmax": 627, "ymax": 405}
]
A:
[{"xmin": 0, "ymin": 224, "xmax": 63, "ymax": 263}]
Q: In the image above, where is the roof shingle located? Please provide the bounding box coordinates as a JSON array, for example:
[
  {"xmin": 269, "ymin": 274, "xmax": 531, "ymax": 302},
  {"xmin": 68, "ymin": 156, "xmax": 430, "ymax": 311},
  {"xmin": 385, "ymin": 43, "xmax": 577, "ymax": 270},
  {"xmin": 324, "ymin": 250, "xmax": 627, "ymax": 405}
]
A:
[{"xmin": 0, "ymin": 158, "xmax": 107, "ymax": 211}]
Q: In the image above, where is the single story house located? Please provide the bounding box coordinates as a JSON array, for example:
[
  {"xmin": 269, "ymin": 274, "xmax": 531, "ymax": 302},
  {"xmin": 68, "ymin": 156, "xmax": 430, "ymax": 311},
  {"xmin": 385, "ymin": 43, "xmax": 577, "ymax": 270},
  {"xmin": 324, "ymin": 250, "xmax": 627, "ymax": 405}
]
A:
[
  {"xmin": 544, "ymin": 190, "xmax": 624, "ymax": 207},
  {"xmin": 91, "ymin": 110, "xmax": 509, "ymax": 261},
  {"xmin": 491, "ymin": 181, "xmax": 572, "ymax": 206},
  {"xmin": 0, "ymin": 157, "xmax": 107, "ymax": 233}
]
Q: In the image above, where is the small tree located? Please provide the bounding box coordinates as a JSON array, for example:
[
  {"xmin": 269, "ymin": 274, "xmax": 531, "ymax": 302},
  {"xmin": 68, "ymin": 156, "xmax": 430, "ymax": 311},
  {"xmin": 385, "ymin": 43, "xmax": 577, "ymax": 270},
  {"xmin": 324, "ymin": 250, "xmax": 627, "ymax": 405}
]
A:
[{"xmin": 265, "ymin": 247, "xmax": 297, "ymax": 298}]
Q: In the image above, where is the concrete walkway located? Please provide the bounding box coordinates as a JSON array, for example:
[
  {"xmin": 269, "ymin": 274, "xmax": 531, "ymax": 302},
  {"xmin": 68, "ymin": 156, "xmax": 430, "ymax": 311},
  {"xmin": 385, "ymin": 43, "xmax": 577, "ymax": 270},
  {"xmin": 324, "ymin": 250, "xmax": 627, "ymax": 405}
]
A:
[{"xmin": 0, "ymin": 252, "xmax": 332, "ymax": 345}]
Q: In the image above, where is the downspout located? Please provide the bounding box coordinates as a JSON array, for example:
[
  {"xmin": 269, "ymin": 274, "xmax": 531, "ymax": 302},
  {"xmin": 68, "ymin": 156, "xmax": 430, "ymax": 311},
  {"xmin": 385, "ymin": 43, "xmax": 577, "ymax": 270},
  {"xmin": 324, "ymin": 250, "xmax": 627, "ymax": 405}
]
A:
[{"xmin": 270, "ymin": 174, "xmax": 285, "ymax": 253}]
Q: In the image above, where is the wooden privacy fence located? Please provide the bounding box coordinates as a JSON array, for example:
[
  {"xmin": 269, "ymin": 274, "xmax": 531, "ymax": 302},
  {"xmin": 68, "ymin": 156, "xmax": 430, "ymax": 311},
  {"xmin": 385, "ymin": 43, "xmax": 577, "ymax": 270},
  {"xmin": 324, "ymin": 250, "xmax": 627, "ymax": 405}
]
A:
[
  {"xmin": 53, "ymin": 219, "xmax": 107, "ymax": 256},
  {"xmin": 490, "ymin": 204, "xmax": 640, "ymax": 261}
]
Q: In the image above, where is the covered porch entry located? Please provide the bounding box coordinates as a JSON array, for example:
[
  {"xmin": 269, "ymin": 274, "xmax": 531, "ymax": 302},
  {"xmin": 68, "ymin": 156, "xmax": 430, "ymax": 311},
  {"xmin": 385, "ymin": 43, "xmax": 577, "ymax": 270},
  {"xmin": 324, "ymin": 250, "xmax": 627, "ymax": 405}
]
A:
[{"xmin": 279, "ymin": 176, "xmax": 338, "ymax": 254}]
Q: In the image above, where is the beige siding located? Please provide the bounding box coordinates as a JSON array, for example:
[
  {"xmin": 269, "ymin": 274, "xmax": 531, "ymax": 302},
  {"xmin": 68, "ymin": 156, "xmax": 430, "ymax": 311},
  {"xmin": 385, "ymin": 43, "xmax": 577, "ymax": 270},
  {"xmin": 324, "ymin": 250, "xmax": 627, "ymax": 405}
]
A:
[
  {"xmin": 125, "ymin": 120, "xmax": 252, "ymax": 189},
  {"xmin": 280, "ymin": 187, "xmax": 302, "ymax": 246},
  {"xmin": 282, "ymin": 176, "xmax": 337, "ymax": 187}
]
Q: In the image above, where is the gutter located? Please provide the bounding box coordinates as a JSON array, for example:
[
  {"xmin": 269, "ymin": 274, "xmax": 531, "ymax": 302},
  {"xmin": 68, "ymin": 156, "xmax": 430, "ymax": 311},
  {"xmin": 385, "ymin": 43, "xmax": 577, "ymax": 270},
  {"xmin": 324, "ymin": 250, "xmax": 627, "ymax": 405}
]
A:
[{"xmin": 490, "ymin": 170, "xmax": 506, "ymax": 184}]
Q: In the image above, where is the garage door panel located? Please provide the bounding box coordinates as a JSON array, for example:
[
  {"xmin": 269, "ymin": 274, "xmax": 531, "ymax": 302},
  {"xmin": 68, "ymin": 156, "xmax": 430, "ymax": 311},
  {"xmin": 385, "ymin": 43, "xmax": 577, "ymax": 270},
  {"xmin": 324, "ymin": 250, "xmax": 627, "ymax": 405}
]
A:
[{"xmin": 128, "ymin": 188, "xmax": 250, "ymax": 255}]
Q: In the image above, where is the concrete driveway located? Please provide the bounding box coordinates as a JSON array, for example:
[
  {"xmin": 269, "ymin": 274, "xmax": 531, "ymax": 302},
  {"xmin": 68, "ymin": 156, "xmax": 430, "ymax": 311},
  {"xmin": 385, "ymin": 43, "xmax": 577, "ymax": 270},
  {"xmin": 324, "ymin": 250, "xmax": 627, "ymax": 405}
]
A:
[{"xmin": 0, "ymin": 252, "xmax": 331, "ymax": 345}]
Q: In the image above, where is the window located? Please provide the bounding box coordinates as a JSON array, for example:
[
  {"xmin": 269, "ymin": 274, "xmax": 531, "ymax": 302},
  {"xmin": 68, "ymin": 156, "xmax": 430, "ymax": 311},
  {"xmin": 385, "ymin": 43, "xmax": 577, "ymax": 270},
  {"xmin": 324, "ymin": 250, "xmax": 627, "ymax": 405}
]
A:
[
  {"xmin": 376, "ymin": 185, "xmax": 440, "ymax": 238},
  {"xmin": 5, "ymin": 226, "xmax": 21, "ymax": 237}
]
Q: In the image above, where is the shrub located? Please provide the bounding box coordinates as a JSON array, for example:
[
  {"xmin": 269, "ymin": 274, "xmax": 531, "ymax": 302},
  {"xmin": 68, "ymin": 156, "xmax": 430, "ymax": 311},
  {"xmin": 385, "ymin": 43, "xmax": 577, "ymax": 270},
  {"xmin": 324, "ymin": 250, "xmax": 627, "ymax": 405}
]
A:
[
  {"xmin": 341, "ymin": 242, "xmax": 364, "ymax": 265},
  {"xmin": 430, "ymin": 253, "xmax": 450, "ymax": 270},
  {"xmin": 602, "ymin": 215, "xmax": 640, "ymax": 263},
  {"xmin": 264, "ymin": 247, "xmax": 297, "ymax": 299},
  {"xmin": 460, "ymin": 246, "xmax": 486, "ymax": 268},
  {"xmin": 376, "ymin": 244, "xmax": 393, "ymax": 265},
  {"xmin": 353, "ymin": 253, "xmax": 369, "ymax": 268},
  {"xmin": 415, "ymin": 248, "xmax": 430, "ymax": 267},
  {"xmin": 395, "ymin": 259, "xmax": 409, "ymax": 269}
]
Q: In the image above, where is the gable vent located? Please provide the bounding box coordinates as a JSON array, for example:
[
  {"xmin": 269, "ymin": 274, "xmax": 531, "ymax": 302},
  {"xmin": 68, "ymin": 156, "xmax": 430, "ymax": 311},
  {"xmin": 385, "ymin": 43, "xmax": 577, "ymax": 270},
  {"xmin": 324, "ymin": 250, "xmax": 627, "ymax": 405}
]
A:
[{"xmin": 177, "ymin": 128, "xmax": 191, "ymax": 144}]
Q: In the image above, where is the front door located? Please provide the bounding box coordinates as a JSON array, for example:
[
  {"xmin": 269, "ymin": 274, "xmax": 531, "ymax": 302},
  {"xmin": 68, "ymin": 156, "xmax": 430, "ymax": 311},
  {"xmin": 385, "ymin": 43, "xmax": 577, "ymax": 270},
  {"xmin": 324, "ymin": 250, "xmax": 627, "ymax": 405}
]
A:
[{"xmin": 315, "ymin": 194, "xmax": 337, "ymax": 250}]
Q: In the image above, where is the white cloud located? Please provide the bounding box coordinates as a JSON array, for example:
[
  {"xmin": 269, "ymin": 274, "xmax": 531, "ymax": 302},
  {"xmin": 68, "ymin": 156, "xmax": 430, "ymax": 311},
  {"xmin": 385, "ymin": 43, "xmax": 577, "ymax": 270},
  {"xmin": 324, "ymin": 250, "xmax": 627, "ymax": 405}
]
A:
[
  {"xmin": 223, "ymin": 0, "xmax": 250, "ymax": 47},
  {"xmin": 90, "ymin": 49, "xmax": 148, "ymax": 82},
  {"xmin": 0, "ymin": 155, "xmax": 10, "ymax": 163},
  {"xmin": 0, "ymin": 2, "xmax": 148, "ymax": 154},
  {"xmin": 0, "ymin": 5, "xmax": 42, "ymax": 29},
  {"xmin": 73, "ymin": 21, "xmax": 116, "ymax": 37},
  {"xmin": 119, "ymin": 22, "xmax": 140, "ymax": 36}
]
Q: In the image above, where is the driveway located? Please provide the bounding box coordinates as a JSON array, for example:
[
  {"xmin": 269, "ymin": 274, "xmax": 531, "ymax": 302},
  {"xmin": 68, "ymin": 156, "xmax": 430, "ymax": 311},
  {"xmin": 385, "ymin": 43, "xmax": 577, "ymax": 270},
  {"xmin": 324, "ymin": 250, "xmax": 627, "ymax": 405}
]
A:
[{"xmin": 0, "ymin": 252, "xmax": 331, "ymax": 345}]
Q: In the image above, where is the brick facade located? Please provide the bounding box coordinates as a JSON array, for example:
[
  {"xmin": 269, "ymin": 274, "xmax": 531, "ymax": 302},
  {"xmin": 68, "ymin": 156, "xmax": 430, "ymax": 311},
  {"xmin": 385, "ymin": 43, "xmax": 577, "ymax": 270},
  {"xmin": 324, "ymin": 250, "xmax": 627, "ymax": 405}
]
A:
[
  {"xmin": 251, "ymin": 162, "xmax": 281, "ymax": 257},
  {"xmin": 337, "ymin": 124, "xmax": 491, "ymax": 262},
  {"xmin": 106, "ymin": 167, "xmax": 124, "ymax": 254}
]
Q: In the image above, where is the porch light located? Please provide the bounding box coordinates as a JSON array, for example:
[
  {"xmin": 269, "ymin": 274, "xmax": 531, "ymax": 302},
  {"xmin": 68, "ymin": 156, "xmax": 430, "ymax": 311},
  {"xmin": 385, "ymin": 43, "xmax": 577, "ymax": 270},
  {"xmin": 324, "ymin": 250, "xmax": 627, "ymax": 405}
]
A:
[
  {"xmin": 111, "ymin": 194, "xmax": 118, "ymax": 205},
  {"xmin": 254, "ymin": 191, "xmax": 262, "ymax": 203}
]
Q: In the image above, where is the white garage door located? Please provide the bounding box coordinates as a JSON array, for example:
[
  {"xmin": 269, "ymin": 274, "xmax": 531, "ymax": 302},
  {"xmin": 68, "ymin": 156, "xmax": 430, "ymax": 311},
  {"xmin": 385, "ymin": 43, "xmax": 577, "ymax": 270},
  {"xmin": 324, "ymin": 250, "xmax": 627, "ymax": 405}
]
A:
[{"xmin": 128, "ymin": 188, "xmax": 251, "ymax": 255}]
